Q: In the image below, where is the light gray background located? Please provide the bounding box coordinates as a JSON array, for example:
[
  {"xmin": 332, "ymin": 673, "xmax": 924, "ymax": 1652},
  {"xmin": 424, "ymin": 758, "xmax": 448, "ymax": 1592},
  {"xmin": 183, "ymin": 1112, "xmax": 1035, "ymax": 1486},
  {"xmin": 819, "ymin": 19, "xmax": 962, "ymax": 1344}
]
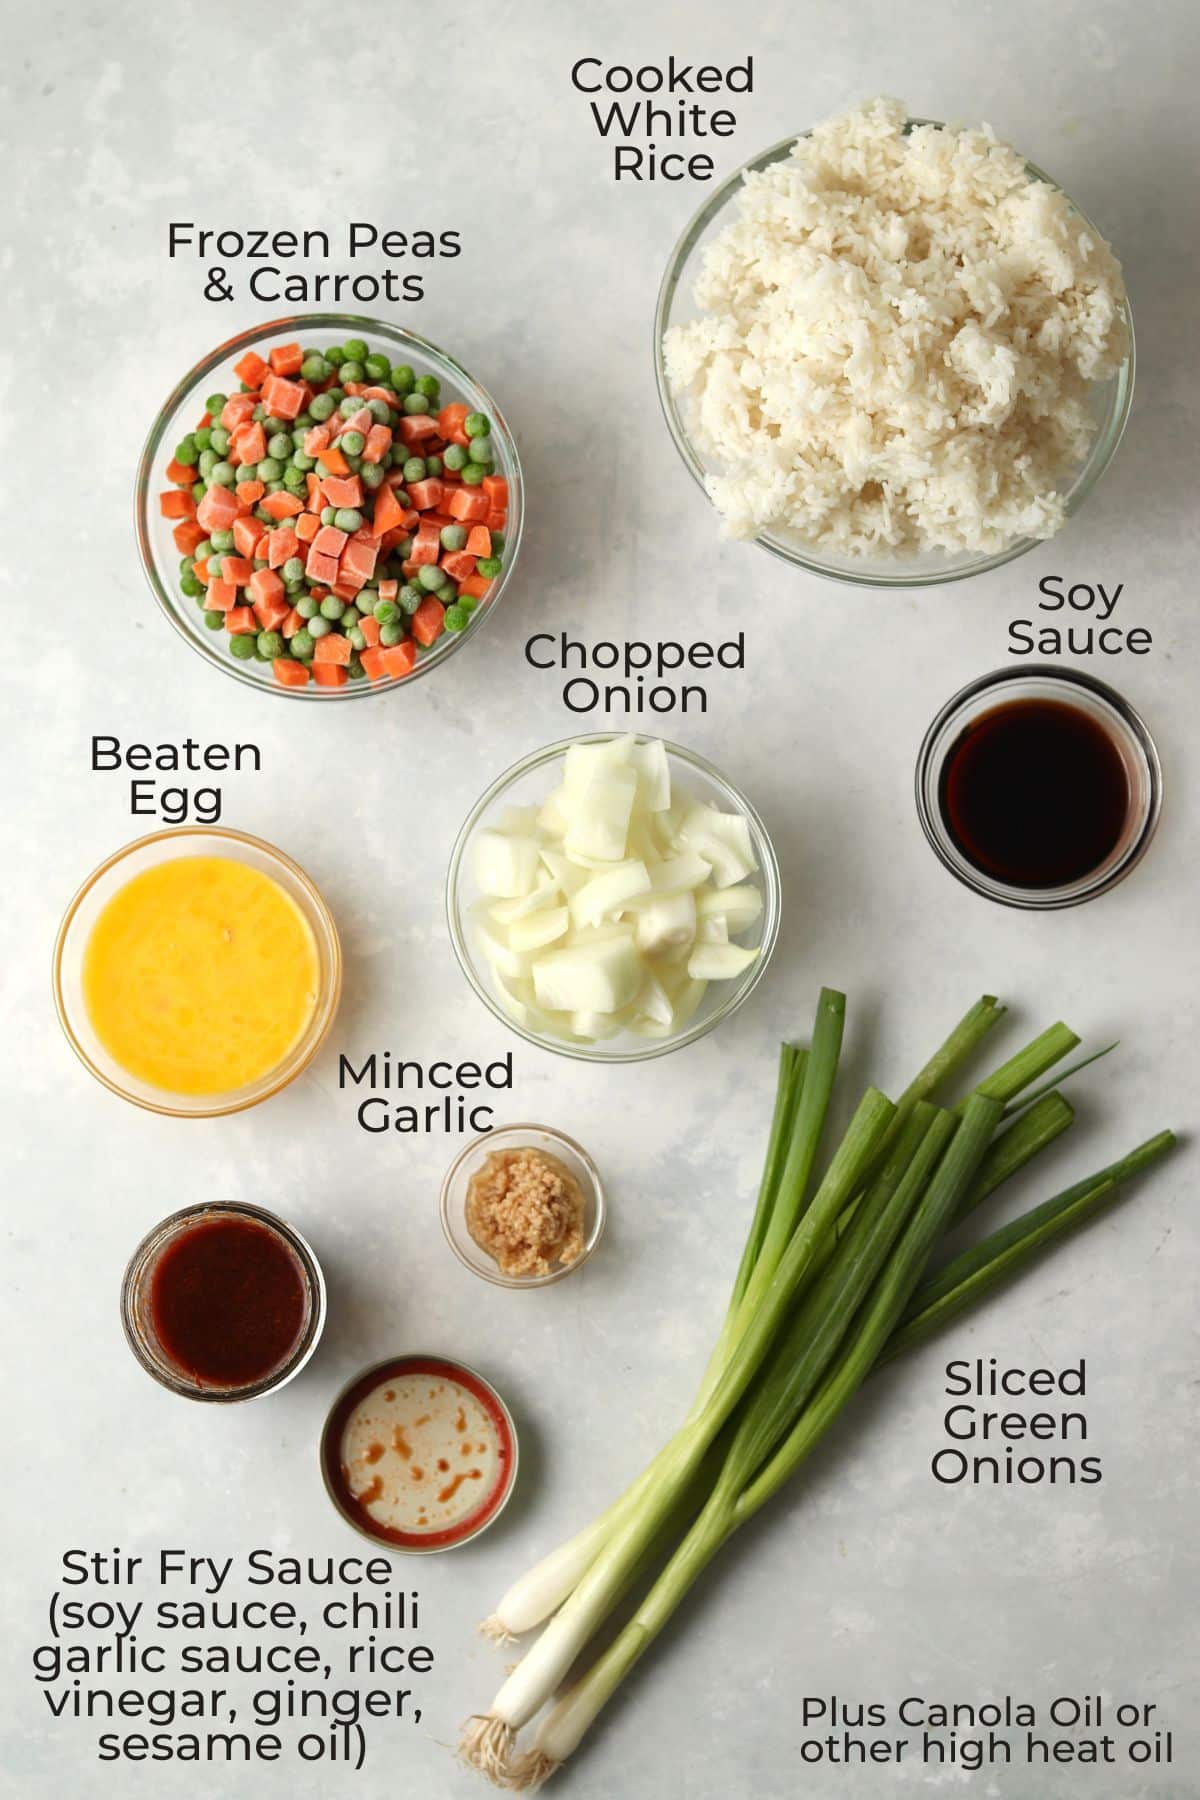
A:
[{"xmin": 2, "ymin": 1, "xmax": 1197, "ymax": 1796}]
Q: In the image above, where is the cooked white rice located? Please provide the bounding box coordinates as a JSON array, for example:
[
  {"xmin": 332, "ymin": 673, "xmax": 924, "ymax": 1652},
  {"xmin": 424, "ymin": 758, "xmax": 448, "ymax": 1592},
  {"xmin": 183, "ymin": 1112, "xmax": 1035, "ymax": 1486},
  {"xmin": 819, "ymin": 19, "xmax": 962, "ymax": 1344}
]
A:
[{"xmin": 664, "ymin": 98, "xmax": 1128, "ymax": 557}]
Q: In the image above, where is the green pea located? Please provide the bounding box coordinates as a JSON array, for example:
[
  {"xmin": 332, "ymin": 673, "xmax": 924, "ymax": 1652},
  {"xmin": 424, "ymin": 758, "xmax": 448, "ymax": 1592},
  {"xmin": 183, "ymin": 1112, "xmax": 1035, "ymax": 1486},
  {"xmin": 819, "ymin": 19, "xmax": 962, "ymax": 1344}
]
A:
[
  {"xmin": 443, "ymin": 443, "xmax": 468, "ymax": 472},
  {"xmin": 292, "ymin": 451, "xmax": 315, "ymax": 472},
  {"xmin": 402, "ymin": 391, "xmax": 428, "ymax": 415},
  {"xmin": 308, "ymin": 616, "xmax": 332, "ymax": 640},
  {"xmin": 195, "ymin": 540, "xmax": 214, "ymax": 561},
  {"xmin": 283, "ymin": 464, "xmax": 307, "ymax": 491},
  {"xmin": 210, "ymin": 529, "xmax": 235, "ymax": 553},
  {"xmin": 443, "ymin": 604, "xmax": 468, "ymax": 633},
  {"xmin": 344, "ymin": 452, "xmax": 363, "ymax": 473},
  {"xmin": 390, "ymin": 363, "xmax": 414, "ymax": 391},
  {"xmin": 209, "ymin": 425, "xmax": 231, "ymax": 455},
  {"xmin": 252, "ymin": 403, "xmax": 267, "ymax": 421},
  {"xmin": 477, "ymin": 557, "xmax": 503, "ymax": 578},
  {"xmin": 334, "ymin": 397, "xmax": 356, "ymax": 421},
  {"xmin": 197, "ymin": 448, "xmax": 216, "ymax": 479},
  {"xmin": 440, "ymin": 524, "xmax": 467, "ymax": 551},
  {"xmin": 205, "ymin": 392, "xmax": 228, "ymax": 416},
  {"xmin": 426, "ymin": 455, "xmax": 443, "ymax": 478},
  {"xmin": 399, "ymin": 584, "xmax": 423, "ymax": 615},
  {"xmin": 348, "ymin": 625, "xmax": 367, "ymax": 651},
  {"xmin": 301, "ymin": 353, "xmax": 330, "ymax": 382},
  {"xmin": 360, "ymin": 461, "xmax": 385, "ymax": 491},
  {"xmin": 341, "ymin": 430, "xmax": 365, "ymax": 456},
  {"xmin": 468, "ymin": 435, "xmax": 493, "ymax": 464},
  {"xmin": 320, "ymin": 594, "xmax": 344, "ymax": 621},
  {"xmin": 320, "ymin": 506, "xmax": 336, "ymax": 527},
  {"xmin": 296, "ymin": 595, "xmax": 320, "ymax": 621},
  {"xmin": 373, "ymin": 599, "xmax": 400, "ymax": 626},
  {"xmin": 491, "ymin": 530, "xmax": 506, "ymax": 554},
  {"xmin": 379, "ymin": 619, "xmax": 406, "ymax": 647},
  {"xmin": 266, "ymin": 480, "xmax": 285, "ymax": 494},
  {"xmin": 282, "ymin": 557, "xmax": 305, "ymax": 585},
  {"xmin": 340, "ymin": 605, "xmax": 361, "ymax": 629},
  {"xmin": 291, "ymin": 629, "xmax": 315, "ymax": 659},
  {"xmin": 363, "ymin": 352, "xmax": 390, "ymax": 381},
  {"xmin": 192, "ymin": 482, "xmax": 207, "ymax": 502},
  {"xmin": 403, "ymin": 457, "xmax": 427, "ymax": 483},
  {"xmin": 293, "ymin": 412, "xmax": 314, "ymax": 432},
  {"xmin": 257, "ymin": 630, "xmax": 284, "ymax": 658},
  {"xmin": 415, "ymin": 374, "xmax": 440, "ymax": 400},
  {"xmin": 257, "ymin": 457, "xmax": 283, "ymax": 482},
  {"xmin": 333, "ymin": 508, "xmax": 363, "ymax": 533},
  {"xmin": 229, "ymin": 634, "xmax": 257, "ymax": 660},
  {"xmin": 173, "ymin": 436, "xmax": 198, "ymax": 466},
  {"xmin": 211, "ymin": 461, "xmax": 236, "ymax": 487},
  {"xmin": 465, "ymin": 411, "xmax": 490, "ymax": 438},
  {"xmin": 348, "ymin": 655, "xmax": 366, "ymax": 679},
  {"xmin": 193, "ymin": 427, "xmax": 213, "ymax": 451},
  {"xmin": 310, "ymin": 392, "xmax": 336, "ymax": 422},
  {"xmin": 264, "ymin": 416, "xmax": 287, "ymax": 436},
  {"xmin": 339, "ymin": 360, "xmax": 365, "ymax": 383},
  {"xmin": 367, "ymin": 397, "xmax": 391, "ymax": 424},
  {"xmin": 417, "ymin": 564, "xmax": 444, "ymax": 592},
  {"xmin": 458, "ymin": 594, "xmax": 479, "ymax": 615},
  {"xmin": 325, "ymin": 346, "xmax": 346, "ymax": 367},
  {"xmin": 267, "ymin": 432, "xmax": 291, "ymax": 460},
  {"xmin": 461, "ymin": 463, "xmax": 485, "ymax": 486},
  {"xmin": 181, "ymin": 575, "xmax": 203, "ymax": 598},
  {"xmin": 325, "ymin": 387, "xmax": 345, "ymax": 405},
  {"xmin": 343, "ymin": 337, "xmax": 368, "ymax": 361}
]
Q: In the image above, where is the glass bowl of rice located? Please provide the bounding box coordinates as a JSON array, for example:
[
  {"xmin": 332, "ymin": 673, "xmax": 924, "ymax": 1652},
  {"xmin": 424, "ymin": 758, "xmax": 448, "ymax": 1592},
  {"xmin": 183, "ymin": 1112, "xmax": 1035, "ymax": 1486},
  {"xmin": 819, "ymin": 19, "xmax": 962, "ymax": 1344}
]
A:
[{"xmin": 654, "ymin": 113, "xmax": 1135, "ymax": 589}]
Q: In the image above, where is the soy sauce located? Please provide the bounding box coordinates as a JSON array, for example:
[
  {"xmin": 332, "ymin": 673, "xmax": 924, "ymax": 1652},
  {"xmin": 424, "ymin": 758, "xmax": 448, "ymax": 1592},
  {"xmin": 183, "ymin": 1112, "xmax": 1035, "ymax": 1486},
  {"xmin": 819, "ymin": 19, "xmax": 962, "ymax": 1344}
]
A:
[
  {"xmin": 149, "ymin": 1214, "xmax": 308, "ymax": 1390},
  {"xmin": 939, "ymin": 698, "xmax": 1130, "ymax": 889}
]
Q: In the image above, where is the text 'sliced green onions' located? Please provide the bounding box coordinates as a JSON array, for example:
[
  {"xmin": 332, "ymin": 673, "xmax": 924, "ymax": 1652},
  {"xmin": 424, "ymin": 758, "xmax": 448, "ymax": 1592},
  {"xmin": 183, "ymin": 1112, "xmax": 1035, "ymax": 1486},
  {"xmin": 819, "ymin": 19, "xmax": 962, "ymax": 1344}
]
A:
[{"xmin": 458, "ymin": 989, "xmax": 1176, "ymax": 1789}]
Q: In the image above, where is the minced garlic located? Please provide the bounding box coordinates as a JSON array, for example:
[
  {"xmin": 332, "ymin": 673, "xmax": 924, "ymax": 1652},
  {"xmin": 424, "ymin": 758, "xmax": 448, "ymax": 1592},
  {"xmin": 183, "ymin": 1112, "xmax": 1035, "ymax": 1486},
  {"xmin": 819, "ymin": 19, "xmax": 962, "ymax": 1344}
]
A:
[{"xmin": 465, "ymin": 1146, "xmax": 586, "ymax": 1279}]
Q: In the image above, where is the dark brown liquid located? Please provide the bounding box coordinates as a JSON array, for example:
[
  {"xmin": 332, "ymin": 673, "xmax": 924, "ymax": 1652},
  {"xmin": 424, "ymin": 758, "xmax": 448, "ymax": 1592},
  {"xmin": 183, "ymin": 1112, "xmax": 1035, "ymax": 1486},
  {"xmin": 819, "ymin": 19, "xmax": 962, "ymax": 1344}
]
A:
[
  {"xmin": 939, "ymin": 698, "xmax": 1130, "ymax": 889},
  {"xmin": 149, "ymin": 1215, "xmax": 308, "ymax": 1390}
]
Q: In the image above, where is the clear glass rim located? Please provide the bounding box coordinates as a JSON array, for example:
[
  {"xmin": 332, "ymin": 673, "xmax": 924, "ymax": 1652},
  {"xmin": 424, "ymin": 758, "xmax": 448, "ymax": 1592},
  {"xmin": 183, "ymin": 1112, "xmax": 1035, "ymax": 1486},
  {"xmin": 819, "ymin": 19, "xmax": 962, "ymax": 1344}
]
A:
[
  {"xmin": 914, "ymin": 663, "xmax": 1163, "ymax": 910},
  {"xmin": 653, "ymin": 123, "xmax": 1137, "ymax": 589},
  {"xmin": 120, "ymin": 1201, "xmax": 327, "ymax": 1403},
  {"xmin": 318, "ymin": 1353, "xmax": 519, "ymax": 1555},
  {"xmin": 52, "ymin": 824, "xmax": 343, "ymax": 1115},
  {"xmin": 439, "ymin": 1122, "xmax": 607, "ymax": 1288},
  {"xmin": 445, "ymin": 733, "xmax": 782, "ymax": 1063},
  {"xmin": 134, "ymin": 311, "xmax": 523, "ymax": 698}
]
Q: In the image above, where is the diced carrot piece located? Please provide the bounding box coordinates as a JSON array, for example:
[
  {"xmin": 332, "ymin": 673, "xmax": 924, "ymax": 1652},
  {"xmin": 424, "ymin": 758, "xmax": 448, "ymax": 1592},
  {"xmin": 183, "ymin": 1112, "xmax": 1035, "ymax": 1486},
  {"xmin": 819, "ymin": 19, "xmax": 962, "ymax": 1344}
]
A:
[
  {"xmin": 249, "ymin": 567, "xmax": 285, "ymax": 607},
  {"xmin": 362, "ymin": 423, "xmax": 393, "ymax": 464},
  {"xmin": 231, "ymin": 421, "xmax": 266, "ymax": 465},
  {"xmin": 295, "ymin": 512, "xmax": 320, "ymax": 543},
  {"xmin": 370, "ymin": 485, "xmax": 407, "ymax": 537},
  {"xmin": 312, "ymin": 524, "xmax": 348, "ymax": 558},
  {"xmin": 267, "ymin": 525, "xmax": 300, "ymax": 568},
  {"xmin": 305, "ymin": 549, "xmax": 340, "ymax": 585},
  {"xmin": 207, "ymin": 578, "xmax": 236, "ymax": 611},
  {"xmin": 305, "ymin": 472, "xmax": 323, "ymax": 510},
  {"xmin": 401, "ymin": 558, "xmax": 421, "ymax": 580},
  {"xmin": 437, "ymin": 402, "xmax": 470, "ymax": 438},
  {"xmin": 398, "ymin": 413, "xmax": 439, "ymax": 444},
  {"xmin": 377, "ymin": 579, "xmax": 398, "ymax": 603},
  {"xmin": 341, "ymin": 381, "xmax": 363, "ymax": 396},
  {"xmin": 220, "ymin": 393, "xmax": 257, "ymax": 430},
  {"xmin": 331, "ymin": 578, "xmax": 361, "ymax": 599},
  {"xmin": 360, "ymin": 646, "xmax": 389, "ymax": 681},
  {"xmin": 317, "ymin": 445, "xmax": 350, "ymax": 477},
  {"xmin": 260, "ymin": 490, "xmax": 304, "ymax": 520},
  {"xmin": 281, "ymin": 607, "xmax": 304, "ymax": 639},
  {"xmin": 458, "ymin": 574, "xmax": 493, "ymax": 600},
  {"xmin": 441, "ymin": 549, "xmax": 478, "ymax": 582},
  {"xmin": 219, "ymin": 556, "xmax": 253, "ymax": 587},
  {"xmin": 322, "ymin": 475, "xmax": 363, "ymax": 508},
  {"xmin": 362, "ymin": 385, "xmax": 397, "ymax": 406},
  {"xmin": 159, "ymin": 489, "xmax": 195, "ymax": 520},
  {"xmin": 261, "ymin": 373, "xmax": 305, "ymax": 420},
  {"xmin": 226, "ymin": 605, "xmax": 256, "ymax": 634},
  {"xmin": 341, "ymin": 539, "xmax": 377, "ymax": 581},
  {"xmin": 166, "ymin": 457, "xmax": 197, "ymax": 486},
  {"xmin": 273, "ymin": 658, "xmax": 310, "ymax": 688},
  {"xmin": 197, "ymin": 486, "xmax": 241, "ymax": 531},
  {"xmin": 447, "ymin": 486, "xmax": 490, "ymax": 523},
  {"xmin": 343, "ymin": 407, "xmax": 373, "ymax": 438},
  {"xmin": 173, "ymin": 519, "xmax": 206, "ymax": 554},
  {"xmin": 380, "ymin": 641, "xmax": 418, "ymax": 678},
  {"xmin": 234, "ymin": 349, "xmax": 269, "ymax": 386},
  {"xmin": 254, "ymin": 593, "xmax": 291, "ymax": 631},
  {"xmin": 313, "ymin": 632, "xmax": 352, "ymax": 666},
  {"xmin": 465, "ymin": 525, "xmax": 492, "ymax": 558},
  {"xmin": 359, "ymin": 614, "xmax": 382, "ymax": 647},
  {"xmin": 407, "ymin": 478, "xmax": 445, "ymax": 512},
  {"xmin": 268, "ymin": 342, "xmax": 303, "ymax": 376},
  {"xmin": 235, "ymin": 480, "xmax": 266, "ymax": 508},
  {"xmin": 485, "ymin": 508, "xmax": 507, "ymax": 533},
  {"xmin": 233, "ymin": 516, "xmax": 268, "ymax": 557},
  {"xmin": 411, "ymin": 597, "xmax": 445, "ymax": 646},
  {"xmin": 312, "ymin": 662, "xmax": 349, "ymax": 687},
  {"xmin": 304, "ymin": 424, "xmax": 332, "ymax": 456},
  {"xmin": 411, "ymin": 522, "xmax": 441, "ymax": 566},
  {"xmin": 482, "ymin": 475, "xmax": 509, "ymax": 506},
  {"xmin": 193, "ymin": 558, "xmax": 211, "ymax": 585}
]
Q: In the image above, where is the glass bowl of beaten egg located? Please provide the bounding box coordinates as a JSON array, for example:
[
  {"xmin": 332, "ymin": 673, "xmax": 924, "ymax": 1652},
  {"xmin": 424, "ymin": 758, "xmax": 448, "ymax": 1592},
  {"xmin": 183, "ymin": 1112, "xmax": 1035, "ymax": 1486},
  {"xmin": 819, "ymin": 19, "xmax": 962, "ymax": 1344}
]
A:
[{"xmin": 53, "ymin": 826, "xmax": 342, "ymax": 1117}]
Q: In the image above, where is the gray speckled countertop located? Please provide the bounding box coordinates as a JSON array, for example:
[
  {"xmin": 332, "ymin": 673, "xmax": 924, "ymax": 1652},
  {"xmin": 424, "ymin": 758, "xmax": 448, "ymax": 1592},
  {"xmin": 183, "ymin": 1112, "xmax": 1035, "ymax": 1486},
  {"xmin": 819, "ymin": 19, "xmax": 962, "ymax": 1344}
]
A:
[{"xmin": 2, "ymin": 1, "xmax": 1198, "ymax": 1796}]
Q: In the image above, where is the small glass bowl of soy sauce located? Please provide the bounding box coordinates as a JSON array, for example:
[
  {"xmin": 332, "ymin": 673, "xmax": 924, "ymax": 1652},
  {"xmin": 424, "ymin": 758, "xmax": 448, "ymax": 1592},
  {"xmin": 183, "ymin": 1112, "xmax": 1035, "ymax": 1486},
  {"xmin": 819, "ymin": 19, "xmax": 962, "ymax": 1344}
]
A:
[{"xmin": 916, "ymin": 666, "xmax": 1162, "ymax": 910}]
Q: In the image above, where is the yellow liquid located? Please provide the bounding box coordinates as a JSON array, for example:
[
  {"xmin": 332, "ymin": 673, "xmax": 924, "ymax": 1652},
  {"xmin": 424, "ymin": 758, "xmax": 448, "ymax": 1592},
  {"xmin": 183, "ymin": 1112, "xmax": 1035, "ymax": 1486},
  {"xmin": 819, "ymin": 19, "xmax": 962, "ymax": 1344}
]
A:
[{"xmin": 83, "ymin": 856, "xmax": 320, "ymax": 1096}]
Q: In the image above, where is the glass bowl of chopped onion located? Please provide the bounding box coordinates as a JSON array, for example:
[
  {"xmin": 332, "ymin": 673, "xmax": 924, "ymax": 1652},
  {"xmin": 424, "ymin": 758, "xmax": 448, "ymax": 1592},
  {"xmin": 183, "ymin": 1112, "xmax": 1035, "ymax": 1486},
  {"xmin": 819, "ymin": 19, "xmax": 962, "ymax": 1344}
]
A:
[
  {"xmin": 440, "ymin": 1124, "xmax": 607, "ymax": 1289},
  {"xmin": 445, "ymin": 733, "xmax": 782, "ymax": 1063},
  {"xmin": 654, "ymin": 119, "xmax": 1135, "ymax": 588}
]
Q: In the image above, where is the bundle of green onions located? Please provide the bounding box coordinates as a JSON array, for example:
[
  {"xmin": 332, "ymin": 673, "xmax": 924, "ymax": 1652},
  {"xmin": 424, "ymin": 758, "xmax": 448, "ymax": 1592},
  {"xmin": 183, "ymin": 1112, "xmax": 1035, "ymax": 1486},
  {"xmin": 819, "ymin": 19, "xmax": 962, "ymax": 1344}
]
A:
[{"xmin": 460, "ymin": 990, "xmax": 1175, "ymax": 1789}]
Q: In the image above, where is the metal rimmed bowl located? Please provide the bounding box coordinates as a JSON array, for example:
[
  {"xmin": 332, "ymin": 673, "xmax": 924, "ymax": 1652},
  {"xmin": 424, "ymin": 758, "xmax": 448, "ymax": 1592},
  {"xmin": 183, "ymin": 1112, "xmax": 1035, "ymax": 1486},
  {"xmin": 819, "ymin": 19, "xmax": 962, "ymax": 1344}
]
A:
[
  {"xmin": 654, "ymin": 124, "xmax": 1135, "ymax": 588},
  {"xmin": 136, "ymin": 313, "xmax": 522, "ymax": 697},
  {"xmin": 53, "ymin": 825, "xmax": 342, "ymax": 1115},
  {"xmin": 440, "ymin": 1123, "xmax": 606, "ymax": 1289},
  {"xmin": 915, "ymin": 664, "xmax": 1162, "ymax": 909},
  {"xmin": 446, "ymin": 734, "xmax": 781, "ymax": 1063}
]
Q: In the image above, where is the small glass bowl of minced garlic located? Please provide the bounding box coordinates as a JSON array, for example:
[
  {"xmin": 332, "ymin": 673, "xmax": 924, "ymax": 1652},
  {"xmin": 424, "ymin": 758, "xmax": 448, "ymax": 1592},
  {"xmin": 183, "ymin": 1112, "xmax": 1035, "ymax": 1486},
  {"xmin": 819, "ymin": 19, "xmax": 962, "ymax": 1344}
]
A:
[{"xmin": 440, "ymin": 1124, "xmax": 606, "ymax": 1288}]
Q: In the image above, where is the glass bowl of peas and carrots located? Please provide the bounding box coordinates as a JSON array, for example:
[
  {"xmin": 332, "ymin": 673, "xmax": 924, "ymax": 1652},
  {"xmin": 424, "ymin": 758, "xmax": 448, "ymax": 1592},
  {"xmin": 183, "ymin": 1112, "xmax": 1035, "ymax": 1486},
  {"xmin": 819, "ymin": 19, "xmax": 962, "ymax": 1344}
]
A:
[{"xmin": 136, "ymin": 315, "xmax": 523, "ymax": 698}]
